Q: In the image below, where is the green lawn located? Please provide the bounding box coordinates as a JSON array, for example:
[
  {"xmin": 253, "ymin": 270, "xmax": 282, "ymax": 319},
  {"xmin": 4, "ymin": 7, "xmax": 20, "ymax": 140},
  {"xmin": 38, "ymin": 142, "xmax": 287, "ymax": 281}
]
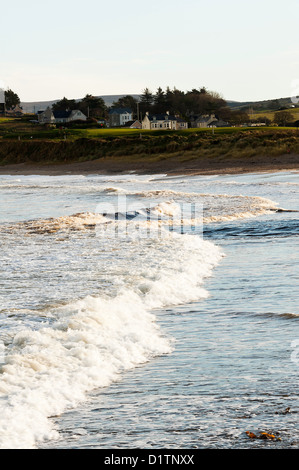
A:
[
  {"xmin": 1, "ymin": 123, "xmax": 299, "ymax": 142},
  {"xmin": 0, "ymin": 117, "xmax": 15, "ymax": 123},
  {"xmin": 71, "ymin": 126, "xmax": 298, "ymax": 139}
]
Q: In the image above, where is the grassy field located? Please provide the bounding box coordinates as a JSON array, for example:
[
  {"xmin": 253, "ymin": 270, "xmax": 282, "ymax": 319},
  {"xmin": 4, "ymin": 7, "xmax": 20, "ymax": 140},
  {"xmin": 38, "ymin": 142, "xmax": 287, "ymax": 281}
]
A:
[
  {"xmin": 250, "ymin": 107, "xmax": 299, "ymax": 123},
  {"xmin": 1, "ymin": 119, "xmax": 298, "ymax": 142},
  {"xmin": 0, "ymin": 117, "xmax": 16, "ymax": 123}
]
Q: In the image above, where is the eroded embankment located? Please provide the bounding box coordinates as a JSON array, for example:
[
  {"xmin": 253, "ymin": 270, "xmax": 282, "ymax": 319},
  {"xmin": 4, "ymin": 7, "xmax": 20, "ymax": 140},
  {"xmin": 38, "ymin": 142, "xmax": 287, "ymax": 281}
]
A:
[{"xmin": 0, "ymin": 129, "xmax": 299, "ymax": 173}]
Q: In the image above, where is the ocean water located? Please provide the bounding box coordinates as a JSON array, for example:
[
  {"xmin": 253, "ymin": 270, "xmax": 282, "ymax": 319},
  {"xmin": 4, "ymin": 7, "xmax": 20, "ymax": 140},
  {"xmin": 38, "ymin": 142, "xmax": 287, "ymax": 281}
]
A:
[{"xmin": 0, "ymin": 170, "xmax": 298, "ymax": 449}]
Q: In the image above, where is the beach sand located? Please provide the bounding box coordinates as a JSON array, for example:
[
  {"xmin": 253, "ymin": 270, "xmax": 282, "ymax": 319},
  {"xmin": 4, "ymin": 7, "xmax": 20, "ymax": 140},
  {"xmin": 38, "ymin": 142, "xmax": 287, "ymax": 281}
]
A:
[{"xmin": 0, "ymin": 152, "xmax": 298, "ymax": 176}]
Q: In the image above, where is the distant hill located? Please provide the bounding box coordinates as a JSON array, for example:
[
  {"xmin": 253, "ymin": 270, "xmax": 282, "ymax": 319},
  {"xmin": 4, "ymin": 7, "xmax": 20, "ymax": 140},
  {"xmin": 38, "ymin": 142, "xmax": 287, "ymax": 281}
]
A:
[
  {"xmin": 21, "ymin": 95, "xmax": 141, "ymax": 114},
  {"xmin": 227, "ymin": 97, "xmax": 297, "ymax": 112}
]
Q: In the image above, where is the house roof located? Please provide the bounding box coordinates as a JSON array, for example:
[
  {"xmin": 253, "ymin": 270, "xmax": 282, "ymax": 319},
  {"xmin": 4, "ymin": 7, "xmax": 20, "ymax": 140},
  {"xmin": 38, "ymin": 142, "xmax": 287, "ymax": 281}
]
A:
[
  {"xmin": 123, "ymin": 120, "xmax": 135, "ymax": 127},
  {"xmin": 146, "ymin": 113, "xmax": 187, "ymax": 122},
  {"xmin": 53, "ymin": 110, "xmax": 72, "ymax": 119},
  {"xmin": 195, "ymin": 115, "xmax": 216, "ymax": 123},
  {"xmin": 123, "ymin": 120, "xmax": 141, "ymax": 128},
  {"xmin": 209, "ymin": 119, "xmax": 231, "ymax": 127},
  {"xmin": 109, "ymin": 108, "xmax": 132, "ymax": 115}
]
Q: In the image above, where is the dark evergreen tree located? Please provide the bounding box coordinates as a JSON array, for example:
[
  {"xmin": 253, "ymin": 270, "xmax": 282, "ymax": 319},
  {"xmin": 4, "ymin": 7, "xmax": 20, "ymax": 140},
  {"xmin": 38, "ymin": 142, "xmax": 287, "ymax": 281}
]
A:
[
  {"xmin": 52, "ymin": 97, "xmax": 77, "ymax": 112},
  {"xmin": 139, "ymin": 88, "xmax": 154, "ymax": 115},
  {"xmin": 78, "ymin": 94, "xmax": 107, "ymax": 118},
  {"xmin": 153, "ymin": 87, "xmax": 166, "ymax": 113},
  {"xmin": 4, "ymin": 89, "xmax": 20, "ymax": 109}
]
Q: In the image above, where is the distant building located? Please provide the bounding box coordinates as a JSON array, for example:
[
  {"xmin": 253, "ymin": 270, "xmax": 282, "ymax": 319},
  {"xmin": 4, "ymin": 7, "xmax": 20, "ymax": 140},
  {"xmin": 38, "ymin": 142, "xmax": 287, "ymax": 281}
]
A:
[
  {"xmin": 190, "ymin": 114, "xmax": 217, "ymax": 128},
  {"xmin": 38, "ymin": 107, "xmax": 55, "ymax": 124},
  {"xmin": 190, "ymin": 114, "xmax": 231, "ymax": 128},
  {"xmin": 142, "ymin": 112, "xmax": 188, "ymax": 130},
  {"xmin": 38, "ymin": 107, "xmax": 87, "ymax": 124},
  {"xmin": 248, "ymin": 122, "xmax": 267, "ymax": 127},
  {"xmin": 6, "ymin": 105, "xmax": 24, "ymax": 117},
  {"xmin": 124, "ymin": 120, "xmax": 142, "ymax": 129},
  {"xmin": 208, "ymin": 118, "xmax": 231, "ymax": 128},
  {"xmin": 54, "ymin": 109, "xmax": 87, "ymax": 124},
  {"xmin": 108, "ymin": 108, "xmax": 133, "ymax": 127}
]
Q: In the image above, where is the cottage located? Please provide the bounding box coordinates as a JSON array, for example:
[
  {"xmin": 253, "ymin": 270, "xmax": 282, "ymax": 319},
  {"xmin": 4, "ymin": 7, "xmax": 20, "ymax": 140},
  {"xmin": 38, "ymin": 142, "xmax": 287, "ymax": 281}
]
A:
[
  {"xmin": 54, "ymin": 109, "xmax": 87, "ymax": 124},
  {"xmin": 208, "ymin": 118, "xmax": 231, "ymax": 128},
  {"xmin": 38, "ymin": 107, "xmax": 55, "ymax": 124},
  {"xmin": 109, "ymin": 108, "xmax": 133, "ymax": 127},
  {"xmin": 38, "ymin": 107, "xmax": 87, "ymax": 124},
  {"xmin": 142, "ymin": 112, "xmax": 188, "ymax": 130},
  {"xmin": 6, "ymin": 105, "xmax": 24, "ymax": 117},
  {"xmin": 124, "ymin": 120, "xmax": 142, "ymax": 129},
  {"xmin": 190, "ymin": 114, "xmax": 217, "ymax": 128}
]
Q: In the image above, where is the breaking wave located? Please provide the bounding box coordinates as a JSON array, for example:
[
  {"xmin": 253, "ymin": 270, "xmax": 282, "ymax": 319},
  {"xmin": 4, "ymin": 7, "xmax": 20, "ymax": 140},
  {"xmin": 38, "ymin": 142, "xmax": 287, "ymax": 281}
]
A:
[{"xmin": 0, "ymin": 227, "xmax": 222, "ymax": 448}]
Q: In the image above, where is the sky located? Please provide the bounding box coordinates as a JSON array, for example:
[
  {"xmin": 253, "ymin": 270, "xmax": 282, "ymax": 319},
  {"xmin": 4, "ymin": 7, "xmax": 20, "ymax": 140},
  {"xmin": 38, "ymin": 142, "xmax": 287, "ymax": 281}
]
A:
[{"xmin": 1, "ymin": 0, "xmax": 299, "ymax": 103}]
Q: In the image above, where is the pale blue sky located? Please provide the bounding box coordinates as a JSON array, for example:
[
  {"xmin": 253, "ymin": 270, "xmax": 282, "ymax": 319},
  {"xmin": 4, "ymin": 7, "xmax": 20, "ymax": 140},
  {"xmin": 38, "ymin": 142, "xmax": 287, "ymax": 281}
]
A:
[{"xmin": 1, "ymin": 0, "xmax": 298, "ymax": 103}]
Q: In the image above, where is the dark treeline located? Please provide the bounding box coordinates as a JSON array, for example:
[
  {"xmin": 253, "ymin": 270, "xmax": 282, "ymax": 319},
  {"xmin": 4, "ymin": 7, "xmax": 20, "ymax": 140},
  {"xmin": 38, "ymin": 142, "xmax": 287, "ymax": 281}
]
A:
[
  {"xmin": 52, "ymin": 87, "xmax": 250, "ymax": 125},
  {"xmin": 2, "ymin": 87, "xmax": 298, "ymax": 127},
  {"xmin": 52, "ymin": 94, "xmax": 107, "ymax": 120},
  {"xmin": 114, "ymin": 87, "xmax": 250, "ymax": 125}
]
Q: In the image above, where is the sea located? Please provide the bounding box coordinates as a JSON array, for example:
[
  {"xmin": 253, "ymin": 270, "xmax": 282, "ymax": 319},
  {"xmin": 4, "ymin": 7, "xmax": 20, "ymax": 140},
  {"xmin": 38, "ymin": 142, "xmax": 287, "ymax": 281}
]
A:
[{"xmin": 0, "ymin": 170, "xmax": 298, "ymax": 449}]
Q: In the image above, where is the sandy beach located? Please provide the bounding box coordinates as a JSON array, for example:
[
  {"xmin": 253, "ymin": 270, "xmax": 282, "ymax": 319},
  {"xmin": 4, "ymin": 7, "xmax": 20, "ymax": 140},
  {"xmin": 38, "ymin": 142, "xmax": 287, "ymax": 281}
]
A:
[{"xmin": 0, "ymin": 152, "xmax": 298, "ymax": 176}]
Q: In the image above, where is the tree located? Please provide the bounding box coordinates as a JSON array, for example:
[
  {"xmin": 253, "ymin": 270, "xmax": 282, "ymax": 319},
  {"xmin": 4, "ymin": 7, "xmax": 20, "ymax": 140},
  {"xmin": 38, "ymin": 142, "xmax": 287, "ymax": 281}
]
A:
[
  {"xmin": 112, "ymin": 95, "xmax": 138, "ymax": 114},
  {"xmin": 4, "ymin": 89, "xmax": 20, "ymax": 109},
  {"xmin": 199, "ymin": 87, "xmax": 207, "ymax": 95},
  {"xmin": 229, "ymin": 110, "xmax": 250, "ymax": 125},
  {"xmin": 78, "ymin": 94, "xmax": 107, "ymax": 118},
  {"xmin": 274, "ymin": 110, "xmax": 294, "ymax": 127},
  {"xmin": 52, "ymin": 97, "xmax": 77, "ymax": 112},
  {"xmin": 171, "ymin": 88, "xmax": 187, "ymax": 115},
  {"xmin": 164, "ymin": 87, "xmax": 174, "ymax": 113},
  {"xmin": 153, "ymin": 87, "xmax": 166, "ymax": 113},
  {"xmin": 111, "ymin": 95, "xmax": 138, "ymax": 119},
  {"xmin": 257, "ymin": 116, "xmax": 272, "ymax": 126},
  {"xmin": 184, "ymin": 87, "xmax": 227, "ymax": 116},
  {"xmin": 139, "ymin": 88, "xmax": 154, "ymax": 115},
  {"xmin": 133, "ymin": 85, "xmax": 232, "ymax": 121}
]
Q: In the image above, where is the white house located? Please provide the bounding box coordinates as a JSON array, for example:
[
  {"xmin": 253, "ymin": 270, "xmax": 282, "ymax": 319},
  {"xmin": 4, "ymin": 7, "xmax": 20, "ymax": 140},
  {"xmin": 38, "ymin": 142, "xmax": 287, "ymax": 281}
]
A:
[
  {"xmin": 53, "ymin": 109, "xmax": 87, "ymax": 123},
  {"xmin": 38, "ymin": 107, "xmax": 55, "ymax": 124},
  {"xmin": 38, "ymin": 107, "xmax": 87, "ymax": 124},
  {"xmin": 142, "ymin": 112, "xmax": 188, "ymax": 130},
  {"xmin": 190, "ymin": 114, "xmax": 217, "ymax": 128},
  {"xmin": 108, "ymin": 108, "xmax": 133, "ymax": 127}
]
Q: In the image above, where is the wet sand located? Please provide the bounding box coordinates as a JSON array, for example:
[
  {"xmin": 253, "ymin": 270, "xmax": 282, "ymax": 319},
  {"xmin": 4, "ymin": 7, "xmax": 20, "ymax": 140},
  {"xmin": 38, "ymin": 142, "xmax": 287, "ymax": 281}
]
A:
[{"xmin": 0, "ymin": 152, "xmax": 298, "ymax": 176}]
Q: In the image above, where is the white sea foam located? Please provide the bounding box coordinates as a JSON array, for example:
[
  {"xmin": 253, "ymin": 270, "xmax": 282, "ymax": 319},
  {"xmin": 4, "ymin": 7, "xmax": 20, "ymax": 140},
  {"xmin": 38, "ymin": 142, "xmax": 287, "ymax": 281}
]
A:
[
  {"xmin": 130, "ymin": 189, "xmax": 278, "ymax": 222},
  {"xmin": 1, "ymin": 189, "xmax": 278, "ymax": 236},
  {"xmin": 0, "ymin": 171, "xmax": 297, "ymax": 450},
  {"xmin": 0, "ymin": 230, "xmax": 222, "ymax": 449}
]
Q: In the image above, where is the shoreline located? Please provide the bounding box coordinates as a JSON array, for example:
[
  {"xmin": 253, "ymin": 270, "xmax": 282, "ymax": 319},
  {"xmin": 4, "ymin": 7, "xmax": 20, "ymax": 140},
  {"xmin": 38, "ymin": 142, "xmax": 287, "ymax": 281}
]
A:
[{"xmin": 0, "ymin": 152, "xmax": 298, "ymax": 177}]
